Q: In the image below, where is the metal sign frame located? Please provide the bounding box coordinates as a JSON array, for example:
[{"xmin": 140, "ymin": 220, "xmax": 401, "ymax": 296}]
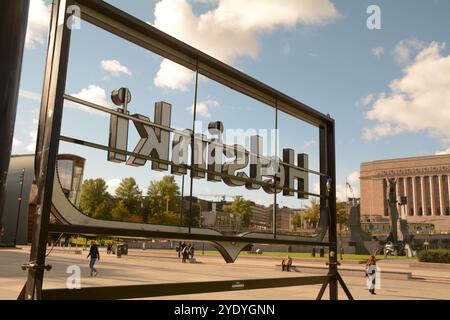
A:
[{"xmin": 21, "ymin": 0, "xmax": 352, "ymax": 300}]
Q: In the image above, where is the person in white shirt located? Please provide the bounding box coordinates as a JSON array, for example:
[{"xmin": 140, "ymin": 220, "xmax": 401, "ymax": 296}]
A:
[{"xmin": 366, "ymin": 255, "xmax": 377, "ymax": 295}]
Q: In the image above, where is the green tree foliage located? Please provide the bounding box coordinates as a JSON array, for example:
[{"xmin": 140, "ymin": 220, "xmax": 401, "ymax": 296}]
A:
[
  {"xmin": 92, "ymin": 200, "xmax": 112, "ymax": 220},
  {"xmin": 148, "ymin": 211, "xmax": 179, "ymax": 225},
  {"xmin": 224, "ymin": 196, "xmax": 252, "ymax": 228},
  {"xmin": 79, "ymin": 178, "xmax": 110, "ymax": 217},
  {"xmin": 115, "ymin": 177, "xmax": 142, "ymax": 215},
  {"xmin": 146, "ymin": 175, "xmax": 180, "ymax": 217},
  {"xmin": 336, "ymin": 202, "xmax": 348, "ymax": 226},
  {"xmin": 302, "ymin": 198, "xmax": 321, "ymax": 228},
  {"xmin": 111, "ymin": 200, "xmax": 129, "ymax": 221},
  {"xmin": 291, "ymin": 213, "xmax": 302, "ymax": 228}
]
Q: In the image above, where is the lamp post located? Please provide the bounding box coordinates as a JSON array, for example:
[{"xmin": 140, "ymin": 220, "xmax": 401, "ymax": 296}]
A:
[
  {"xmin": 0, "ymin": 1, "xmax": 30, "ymax": 237},
  {"xmin": 13, "ymin": 168, "xmax": 25, "ymax": 246}
]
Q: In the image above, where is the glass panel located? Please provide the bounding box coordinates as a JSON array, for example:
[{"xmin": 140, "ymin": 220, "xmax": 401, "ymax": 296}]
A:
[
  {"xmin": 276, "ymin": 109, "xmax": 321, "ymax": 236},
  {"xmin": 57, "ymin": 159, "xmax": 74, "ymax": 192},
  {"xmin": 192, "ymin": 77, "xmax": 276, "ymax": 235},
  {"xmin": 59, "ymin": 20, "xmax": 196, "ymax": 226}
]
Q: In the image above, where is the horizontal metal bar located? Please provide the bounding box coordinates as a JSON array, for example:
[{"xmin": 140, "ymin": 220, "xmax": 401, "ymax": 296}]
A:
[
  {"xmin": 47, "ymin": 224, "xmax": 335, "ymax": 247},
  {"xmin": 63, "ymin": 94, "xmax": 326, "ymax": 178},
  {"xmin": 73, "ymin": 0, "xmax": 334, "ymax": 128},
  {"xmin": 59, "ymin": 135, "xmax": 325, "ymax": 198},
  {"xmin": 42, "ymin": 275, "xmax": 331, "ymax": 300}
]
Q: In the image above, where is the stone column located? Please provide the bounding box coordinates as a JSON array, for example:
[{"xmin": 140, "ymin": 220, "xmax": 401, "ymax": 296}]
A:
[
  {"xmin": 430, "ymin": 175, "xmax": 436, "ymax": 216},
  {"xmin": 448, "ymin": 175, "xmax": 450, "ymax": 215},
  {"xmin": 421, "ymin": 176, "xmax": 427, "ymax": 216},
  {"xmin": 439, "ymin": 175, "xmax": 445, "ymax": 216},
  {"xmin": 396, "ymin": 178, "xmax": 401, "ymax": 214},
  {"xmin": 404, "ymin": 177, "xmax": 410, "ymax": 216},
  {"xmin": 412, "ymin": 176, "xmax": 419, "ymax": 216}
]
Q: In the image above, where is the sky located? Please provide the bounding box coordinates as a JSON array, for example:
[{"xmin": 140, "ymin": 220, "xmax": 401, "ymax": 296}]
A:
[{"xmin": 12, "ymin": 0, "xmax": 450, "ymax": 210}]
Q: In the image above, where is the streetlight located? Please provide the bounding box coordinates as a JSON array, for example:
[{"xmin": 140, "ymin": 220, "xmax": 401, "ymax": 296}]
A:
[{"xmin": 13, "ymin": 168, "xmax": 25, "ymax": 246}]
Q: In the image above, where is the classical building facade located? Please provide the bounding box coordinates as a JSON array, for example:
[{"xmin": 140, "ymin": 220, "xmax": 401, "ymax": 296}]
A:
[{"xmin": 360, "ymin": 154, "xmax": 450, "ymax": 231}]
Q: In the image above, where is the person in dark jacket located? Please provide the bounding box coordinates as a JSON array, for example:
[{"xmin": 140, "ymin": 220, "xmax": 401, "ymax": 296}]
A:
[
  {"xmin": 180, "ymin": 242, "xmax": 187, "ymax": 259},
  {"xmin": 87, "ymin": 241, "xmax": 100, "ymax": 277},
  {"xmin": 182, "ymin": 244, "xmax": 190, "ymax": 263}
]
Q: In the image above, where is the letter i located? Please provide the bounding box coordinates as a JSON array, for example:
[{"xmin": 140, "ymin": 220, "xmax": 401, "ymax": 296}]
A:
[{"xmin": 108, "ymin": 88, "xmax": 131, "ymax": 162}]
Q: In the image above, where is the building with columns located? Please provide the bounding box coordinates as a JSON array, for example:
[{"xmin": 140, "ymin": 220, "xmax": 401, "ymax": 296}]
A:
[{"xmin": 360, "ymin": 154, "xmax": 450, "ymax": 231}]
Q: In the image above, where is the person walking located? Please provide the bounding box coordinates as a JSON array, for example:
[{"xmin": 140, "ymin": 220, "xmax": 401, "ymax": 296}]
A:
[
  {"xmin": 366, "ymin": 255, "xmax": 377, "ymax": 295},
  {"xmin": 189, "ymin": 244, "xmax": 195, "ymax": 259},
  {"xmin": 87, "ymin": 241, "xmax": 100, "ymax": 277},
  {"xmin": 180, "ymin": 242, "xmax": 187, "ymax": 259},
  {"xmin": 181, "ymin": 244, "xmax": 189, "ymax": 263}
]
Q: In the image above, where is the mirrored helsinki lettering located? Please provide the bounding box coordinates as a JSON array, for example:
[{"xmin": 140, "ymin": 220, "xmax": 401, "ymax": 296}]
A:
[{"xmin": 108, "ymin": 88, "xmax": 309, "ymax": 199}]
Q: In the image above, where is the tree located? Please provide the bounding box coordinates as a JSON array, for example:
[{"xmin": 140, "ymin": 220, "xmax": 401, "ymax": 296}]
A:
[
  {"xmin": 115, "ymin": 177, "xmax": 142, "ymax": 215},
  {"xmin": 148, "ymin": 211, "xmax": 179, "ymax": 225},
  {"xmin": 224, "ymin": 196, "xmax": 252, "ymax": 228},
  {"xmin": 291, "ymin": 213, "xmax": 302, "ymax": 229},
  {"xmin": 111, "ymin": 200, "xmax": 129, "ymax": 221},
  {"xmin": 79, "ymin": 178, "xmax": 110, "ymax": 216},
  {"xmin": 92, "ymin": 200, "xmax": 112, "ymax": 220},
  {"xmin": 336, "ymin": 202, "xmax": 348, "ymax": 226},
  {"xmin": 146, "ymin": 175, "xmax": 180, "ymax": 217},
  {"xmin": 302, "ymin": 198, "xmax": 320, "ymax": 228}
]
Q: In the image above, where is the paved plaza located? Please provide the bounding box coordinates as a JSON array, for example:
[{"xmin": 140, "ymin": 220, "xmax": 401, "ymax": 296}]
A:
[{"xmin": 1, "ymin": 246, "xmax": 450, "ymax": 300}]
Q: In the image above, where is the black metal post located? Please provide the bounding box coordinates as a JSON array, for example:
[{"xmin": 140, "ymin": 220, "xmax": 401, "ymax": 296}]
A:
[
  {"xmin": 13, "ymin": 169, "xmax": 26, "ymax": 246},
  {"xmin": 23, "ymin": 0, "xmax": 73, "ymax": 300},
  {"xmin": 326, "ymin": 120, "xmax": 338, "ymax": 300},
  {"xmin": 0, "ymin": 0, "xmax": 30, "ymax": 238},
  {"xmin": 178, "ymin": 174, "xmax": 185, "ymax": 257},
  {"xmin": 179, "ymin": 174, "xmax": 185, "ymax": 225},
  {"xmin": 188, "ymin": 59, "xmax": 199, "ymax": 234},
  {"xmin": 273, "ymin": 98, "xmax": 278, "ymax": 239},
  {"xmin": 340, "ymin": 223, "xmax": 343, "ymax": 260}
]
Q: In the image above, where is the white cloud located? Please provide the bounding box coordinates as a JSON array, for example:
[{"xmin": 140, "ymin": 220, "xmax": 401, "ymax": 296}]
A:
[
  {"xmin": 357, "ymin": 94, "xmax": 375, "ymax": 107},
  {"xmin": 153, "ymin": 0, "xmax": 339, "ymax": 90},
  {"xmin": 154, "ymin": 60, "xmax": 194, "ymax": 91},
  {"xmin": 70, "ymin": 85, "xmax": 112, "ymax": 115},
  {"xmin": 363, "ymin": 41, "xmax": 450, "ymax": 147},
  {"xmin": 13, "ymin": 138, "xmax": 23, "ymax": 148},
  {"xmin": 25, "ymin": 125, "xmax": 38, "ymax": 153},
  {"xmin": 313, "ymin": 181, "xmax": 359, "ymax": 202},
  {"xmin": 25, "ymin": 0, "xmax": 51, "ymax": 49},
  {"xmin": 19, "ymin": 89, "xmax": 41, "ymax": 101},
  {"xmin": 282, "ymin": 43, "xmax": 291, "ymax": 56},
  {"xmin": 26, "ymin": 144, "xmax": 36, "ymax": 152},
  {"xmin": 106, "ymin": 179, "xmax": 121, "ymax": 195},
  {"xmin": 101, "ymin": 59, "xmax": 132, "ymax": 77},
  {"xmin": 435, "ymin": 148, "xmax": 450, "ymax": 155},
  {"xmin": 187, "ymin": 99, "xmax": 220, "ymax": 118},
  {"xmin": 393, "ymin": 38, "xmax": 425, "ymax": 64},
  {"xmin": 371, "ymin": 46, "xmax": 384, "ymax": 57},
  {"xmin": 302, "ymin": 140, "xmax": 317, "ymax": 149},
  {"xmin": 347, "ymin": 171, "xmax": 359, "ymax": 184}
]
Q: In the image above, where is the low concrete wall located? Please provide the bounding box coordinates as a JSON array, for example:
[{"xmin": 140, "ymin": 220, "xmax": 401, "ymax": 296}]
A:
[
  {"xmin": 276, "ymin": 265, "xmax": 412, "ymax": 280},
  {"xmin": 409, "ymin": 262, "xmax": 450, "ymax": 270}
]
